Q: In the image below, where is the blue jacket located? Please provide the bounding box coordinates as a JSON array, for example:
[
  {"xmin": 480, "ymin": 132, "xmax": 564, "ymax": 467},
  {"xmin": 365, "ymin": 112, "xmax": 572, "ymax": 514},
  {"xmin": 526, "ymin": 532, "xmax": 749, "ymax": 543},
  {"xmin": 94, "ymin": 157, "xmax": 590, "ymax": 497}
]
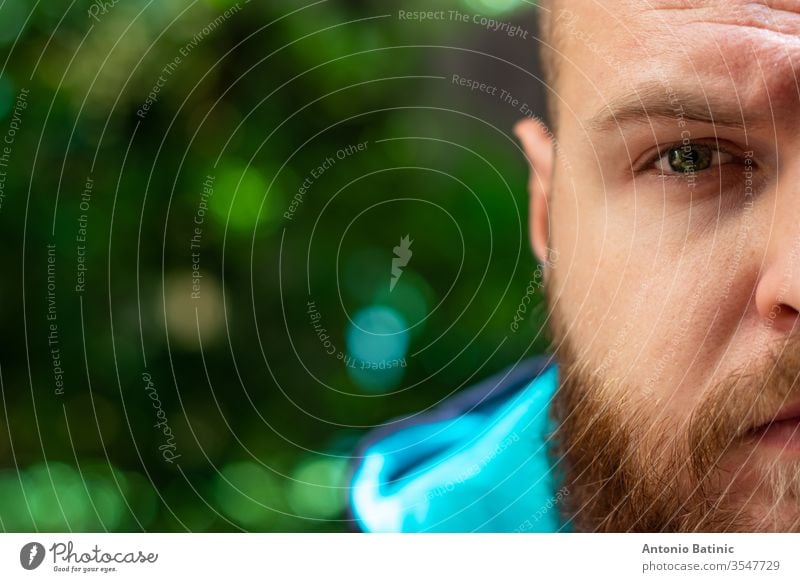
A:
[{"xmin": 349, "ymin": 357, "xmax": 567, "ymax": 532}]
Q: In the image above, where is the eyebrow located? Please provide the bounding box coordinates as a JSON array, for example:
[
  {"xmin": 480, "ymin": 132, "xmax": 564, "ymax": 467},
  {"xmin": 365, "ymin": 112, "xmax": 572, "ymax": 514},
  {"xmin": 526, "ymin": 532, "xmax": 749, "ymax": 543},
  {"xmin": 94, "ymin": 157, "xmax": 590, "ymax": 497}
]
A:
[{"xmin": 587, "ymin": 81, "xmax": 750, "ymax": 133}]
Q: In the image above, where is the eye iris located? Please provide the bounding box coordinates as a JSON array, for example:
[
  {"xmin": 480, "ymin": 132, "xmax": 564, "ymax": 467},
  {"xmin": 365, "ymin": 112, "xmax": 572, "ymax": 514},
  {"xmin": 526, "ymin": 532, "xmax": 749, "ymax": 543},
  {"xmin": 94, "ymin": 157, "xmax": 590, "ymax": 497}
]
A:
[{"xmin": 667, "ymin": 143, "xmax": 712, "ymax": 173}]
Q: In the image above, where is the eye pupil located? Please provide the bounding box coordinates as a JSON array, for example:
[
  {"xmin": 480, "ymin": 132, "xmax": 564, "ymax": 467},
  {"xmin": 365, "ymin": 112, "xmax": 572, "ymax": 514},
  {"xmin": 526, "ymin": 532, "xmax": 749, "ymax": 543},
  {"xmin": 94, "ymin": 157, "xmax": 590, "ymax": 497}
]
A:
[{"xmin": 667, "ymin": 144, "xmax": 712, "ymax": 173}]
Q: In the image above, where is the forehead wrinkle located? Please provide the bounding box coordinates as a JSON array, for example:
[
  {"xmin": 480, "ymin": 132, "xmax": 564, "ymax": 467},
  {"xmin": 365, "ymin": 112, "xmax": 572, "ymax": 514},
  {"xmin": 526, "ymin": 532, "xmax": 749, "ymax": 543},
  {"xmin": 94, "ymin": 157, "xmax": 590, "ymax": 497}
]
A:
[
  {"xmin": 549, "ymin": 1, "xmax": 800, "ymax": 138},
  {"xmin": 643, "ymin": 12, "xmax": 800, "ymax": 118},
  {"xmin": 638, "ymin": 0, "xmax": 800, "ymax": 39},
  {"xmin": 572, "ymin": 1, "xmax": 800, "ymax": 132}
]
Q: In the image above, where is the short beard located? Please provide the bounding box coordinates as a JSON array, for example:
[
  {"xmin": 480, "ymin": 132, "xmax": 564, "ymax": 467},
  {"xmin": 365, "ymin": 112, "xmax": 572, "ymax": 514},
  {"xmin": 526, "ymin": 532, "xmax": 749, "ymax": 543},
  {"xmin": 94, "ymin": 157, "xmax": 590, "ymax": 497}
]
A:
[{"xmin": 547, "ymin": 291, "xmax": 800, "ymax": 532}]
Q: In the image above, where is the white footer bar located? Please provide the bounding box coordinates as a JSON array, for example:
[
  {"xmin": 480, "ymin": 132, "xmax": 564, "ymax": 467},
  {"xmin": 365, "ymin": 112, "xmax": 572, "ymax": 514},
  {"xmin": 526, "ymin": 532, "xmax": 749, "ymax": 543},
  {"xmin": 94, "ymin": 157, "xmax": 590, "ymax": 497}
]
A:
[{"xmin": 1, "ymin": 533, "xmax": 798, "ymax": 581}]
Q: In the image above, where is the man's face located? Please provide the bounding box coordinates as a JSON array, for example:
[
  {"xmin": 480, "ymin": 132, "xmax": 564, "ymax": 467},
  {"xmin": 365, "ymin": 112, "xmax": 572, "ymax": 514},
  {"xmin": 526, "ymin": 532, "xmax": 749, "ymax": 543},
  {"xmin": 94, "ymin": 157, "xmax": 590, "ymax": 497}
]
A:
[{"xmin": 538, "ymin": 0, "xmax": 800, "ymax": 531}]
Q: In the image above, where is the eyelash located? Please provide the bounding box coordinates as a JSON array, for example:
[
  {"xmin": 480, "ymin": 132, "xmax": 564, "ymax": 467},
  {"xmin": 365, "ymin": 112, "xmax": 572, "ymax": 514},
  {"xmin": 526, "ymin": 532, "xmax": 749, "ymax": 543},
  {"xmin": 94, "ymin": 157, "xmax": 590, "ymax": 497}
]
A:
[{"xmin": 635, "ymin": 141, "xmax": 746, "ymax": 177}]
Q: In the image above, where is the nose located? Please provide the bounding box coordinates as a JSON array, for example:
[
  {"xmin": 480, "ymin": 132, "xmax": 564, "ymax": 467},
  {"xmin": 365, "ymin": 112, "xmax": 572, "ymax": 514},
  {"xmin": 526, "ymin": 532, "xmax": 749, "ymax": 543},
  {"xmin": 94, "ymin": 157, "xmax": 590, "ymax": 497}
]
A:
[{"xmin": 755, "ymin": 236, "xmax": 800, "ymax": 333}]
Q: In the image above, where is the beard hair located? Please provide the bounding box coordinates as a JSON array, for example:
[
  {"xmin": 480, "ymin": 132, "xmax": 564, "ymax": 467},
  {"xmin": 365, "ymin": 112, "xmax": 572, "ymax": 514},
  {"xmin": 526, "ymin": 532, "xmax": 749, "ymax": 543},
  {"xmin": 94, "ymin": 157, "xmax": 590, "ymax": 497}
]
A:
[{"xmin": 546, "ymin": 286, "xmax": 800, "ymax": 532}]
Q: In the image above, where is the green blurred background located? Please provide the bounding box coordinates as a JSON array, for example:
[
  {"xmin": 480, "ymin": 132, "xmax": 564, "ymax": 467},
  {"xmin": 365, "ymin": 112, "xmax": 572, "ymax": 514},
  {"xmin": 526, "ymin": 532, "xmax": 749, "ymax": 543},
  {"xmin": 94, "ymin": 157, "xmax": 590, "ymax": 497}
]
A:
[{"xmin": 0, "ymin": 0, "xmax": 550, "ymax": 531}]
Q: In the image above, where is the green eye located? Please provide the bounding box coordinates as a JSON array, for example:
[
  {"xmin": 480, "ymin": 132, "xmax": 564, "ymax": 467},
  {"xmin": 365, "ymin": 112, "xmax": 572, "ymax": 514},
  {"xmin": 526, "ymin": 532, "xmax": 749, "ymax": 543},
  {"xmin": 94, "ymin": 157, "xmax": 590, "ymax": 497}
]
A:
[{"xmin": 667, "ymin": 143, "xmax": 712, "ymax": 173}]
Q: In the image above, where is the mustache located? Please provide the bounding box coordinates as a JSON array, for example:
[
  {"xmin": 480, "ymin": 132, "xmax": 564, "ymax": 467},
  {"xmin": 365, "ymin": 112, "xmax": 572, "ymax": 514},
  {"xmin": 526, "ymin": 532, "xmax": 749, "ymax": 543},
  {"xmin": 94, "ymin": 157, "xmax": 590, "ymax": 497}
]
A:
[{"xmin": 689, "ymin": 336, "xmax": 800, "ymax": 479}]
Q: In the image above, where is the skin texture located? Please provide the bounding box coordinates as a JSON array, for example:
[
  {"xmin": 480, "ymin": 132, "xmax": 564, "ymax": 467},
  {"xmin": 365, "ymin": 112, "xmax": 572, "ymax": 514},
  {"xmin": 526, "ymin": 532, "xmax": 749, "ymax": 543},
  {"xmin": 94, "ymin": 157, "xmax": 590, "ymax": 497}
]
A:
[{"xmin": 516, "ymin": 0, "xmax": 800, "ymax": 531}]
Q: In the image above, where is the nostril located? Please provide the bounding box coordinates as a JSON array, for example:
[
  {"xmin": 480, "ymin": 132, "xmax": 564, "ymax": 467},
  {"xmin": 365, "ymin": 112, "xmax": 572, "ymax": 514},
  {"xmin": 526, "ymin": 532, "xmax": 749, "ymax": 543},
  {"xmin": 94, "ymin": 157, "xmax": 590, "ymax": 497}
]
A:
[{"xmin": 767, "ymin": 303, "xmax": 800, "ymax": 332}]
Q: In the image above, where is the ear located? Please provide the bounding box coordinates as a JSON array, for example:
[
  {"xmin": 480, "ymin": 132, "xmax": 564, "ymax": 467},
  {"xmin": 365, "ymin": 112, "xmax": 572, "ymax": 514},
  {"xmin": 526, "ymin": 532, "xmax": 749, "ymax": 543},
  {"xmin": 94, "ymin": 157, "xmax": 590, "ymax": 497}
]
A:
[{"xmin": 514, "ymin": 118, "xmax": 554, "ymax": 267}]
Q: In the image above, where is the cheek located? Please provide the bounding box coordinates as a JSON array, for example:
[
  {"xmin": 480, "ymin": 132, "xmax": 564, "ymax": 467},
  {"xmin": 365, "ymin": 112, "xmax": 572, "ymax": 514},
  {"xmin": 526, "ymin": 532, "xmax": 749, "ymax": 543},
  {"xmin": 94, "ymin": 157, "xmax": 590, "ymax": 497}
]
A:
[
  {"xmin": 548, "ymin": 189, "xmax": 647, "ymax": 364},
  {"xmin": 550, "ymin": 198, "xmax": 764, "ymax": 407},
  {"xmin": 623, "ymin": 228, "xmax": 767, "ymax": 404}
]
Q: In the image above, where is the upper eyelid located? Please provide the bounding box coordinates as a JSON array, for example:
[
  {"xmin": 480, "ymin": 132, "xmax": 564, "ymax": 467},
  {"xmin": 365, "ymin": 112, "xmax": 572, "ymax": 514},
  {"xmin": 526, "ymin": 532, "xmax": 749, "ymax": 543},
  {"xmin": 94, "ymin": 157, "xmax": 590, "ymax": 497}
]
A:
[{"xmin": 634, "ymin": 140, "xmax": 745, "ymax": 173}]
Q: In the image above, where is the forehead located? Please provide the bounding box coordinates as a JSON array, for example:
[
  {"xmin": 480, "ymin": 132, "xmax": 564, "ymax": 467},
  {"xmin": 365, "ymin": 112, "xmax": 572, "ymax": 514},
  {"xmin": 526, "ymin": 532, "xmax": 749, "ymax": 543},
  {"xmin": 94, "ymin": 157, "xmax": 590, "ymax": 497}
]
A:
[{"xmin": 556, "ymin": 0, "xmax": 800, "ymax": 119}]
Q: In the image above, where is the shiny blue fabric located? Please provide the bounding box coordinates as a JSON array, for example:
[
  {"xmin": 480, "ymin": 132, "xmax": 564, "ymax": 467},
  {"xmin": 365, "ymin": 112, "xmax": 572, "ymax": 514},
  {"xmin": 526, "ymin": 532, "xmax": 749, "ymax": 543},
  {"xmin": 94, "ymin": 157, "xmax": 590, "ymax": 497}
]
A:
[{"xmin": 350, "ymin": 364, "xmax": 565, "ymax": 532}]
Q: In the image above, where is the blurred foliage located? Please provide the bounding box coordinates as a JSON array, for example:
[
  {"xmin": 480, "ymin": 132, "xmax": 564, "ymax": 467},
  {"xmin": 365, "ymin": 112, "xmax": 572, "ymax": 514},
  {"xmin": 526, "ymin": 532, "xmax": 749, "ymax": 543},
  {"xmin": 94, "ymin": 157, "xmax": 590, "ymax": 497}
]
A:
[{"xmin": 0, "ymin": 0, "xmax": 548, "ymax": 531}]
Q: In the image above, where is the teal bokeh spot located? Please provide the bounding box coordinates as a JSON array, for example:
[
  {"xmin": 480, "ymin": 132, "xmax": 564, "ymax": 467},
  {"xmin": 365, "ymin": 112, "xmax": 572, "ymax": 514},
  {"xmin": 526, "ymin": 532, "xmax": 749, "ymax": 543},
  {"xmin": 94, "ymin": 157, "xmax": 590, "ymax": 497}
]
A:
[
  {"xmin": 346, "ymin": 305, "xmax": 409, "ymax": 363},
  {"xmin": 372, "ymin": 270, "xmax": 432, "ymax": 338},
  {"xmin": 345, "ymin": 306, "xmax": 410, "ymax": 391}
]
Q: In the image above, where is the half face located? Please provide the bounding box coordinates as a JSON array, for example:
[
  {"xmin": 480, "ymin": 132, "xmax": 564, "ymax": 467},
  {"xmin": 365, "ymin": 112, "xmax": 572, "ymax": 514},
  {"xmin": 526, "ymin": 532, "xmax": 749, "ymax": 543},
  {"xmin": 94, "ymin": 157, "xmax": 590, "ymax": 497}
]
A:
[{"xmin": 534, "ymin": 0, "xmax": 800, "ymax": 531}]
